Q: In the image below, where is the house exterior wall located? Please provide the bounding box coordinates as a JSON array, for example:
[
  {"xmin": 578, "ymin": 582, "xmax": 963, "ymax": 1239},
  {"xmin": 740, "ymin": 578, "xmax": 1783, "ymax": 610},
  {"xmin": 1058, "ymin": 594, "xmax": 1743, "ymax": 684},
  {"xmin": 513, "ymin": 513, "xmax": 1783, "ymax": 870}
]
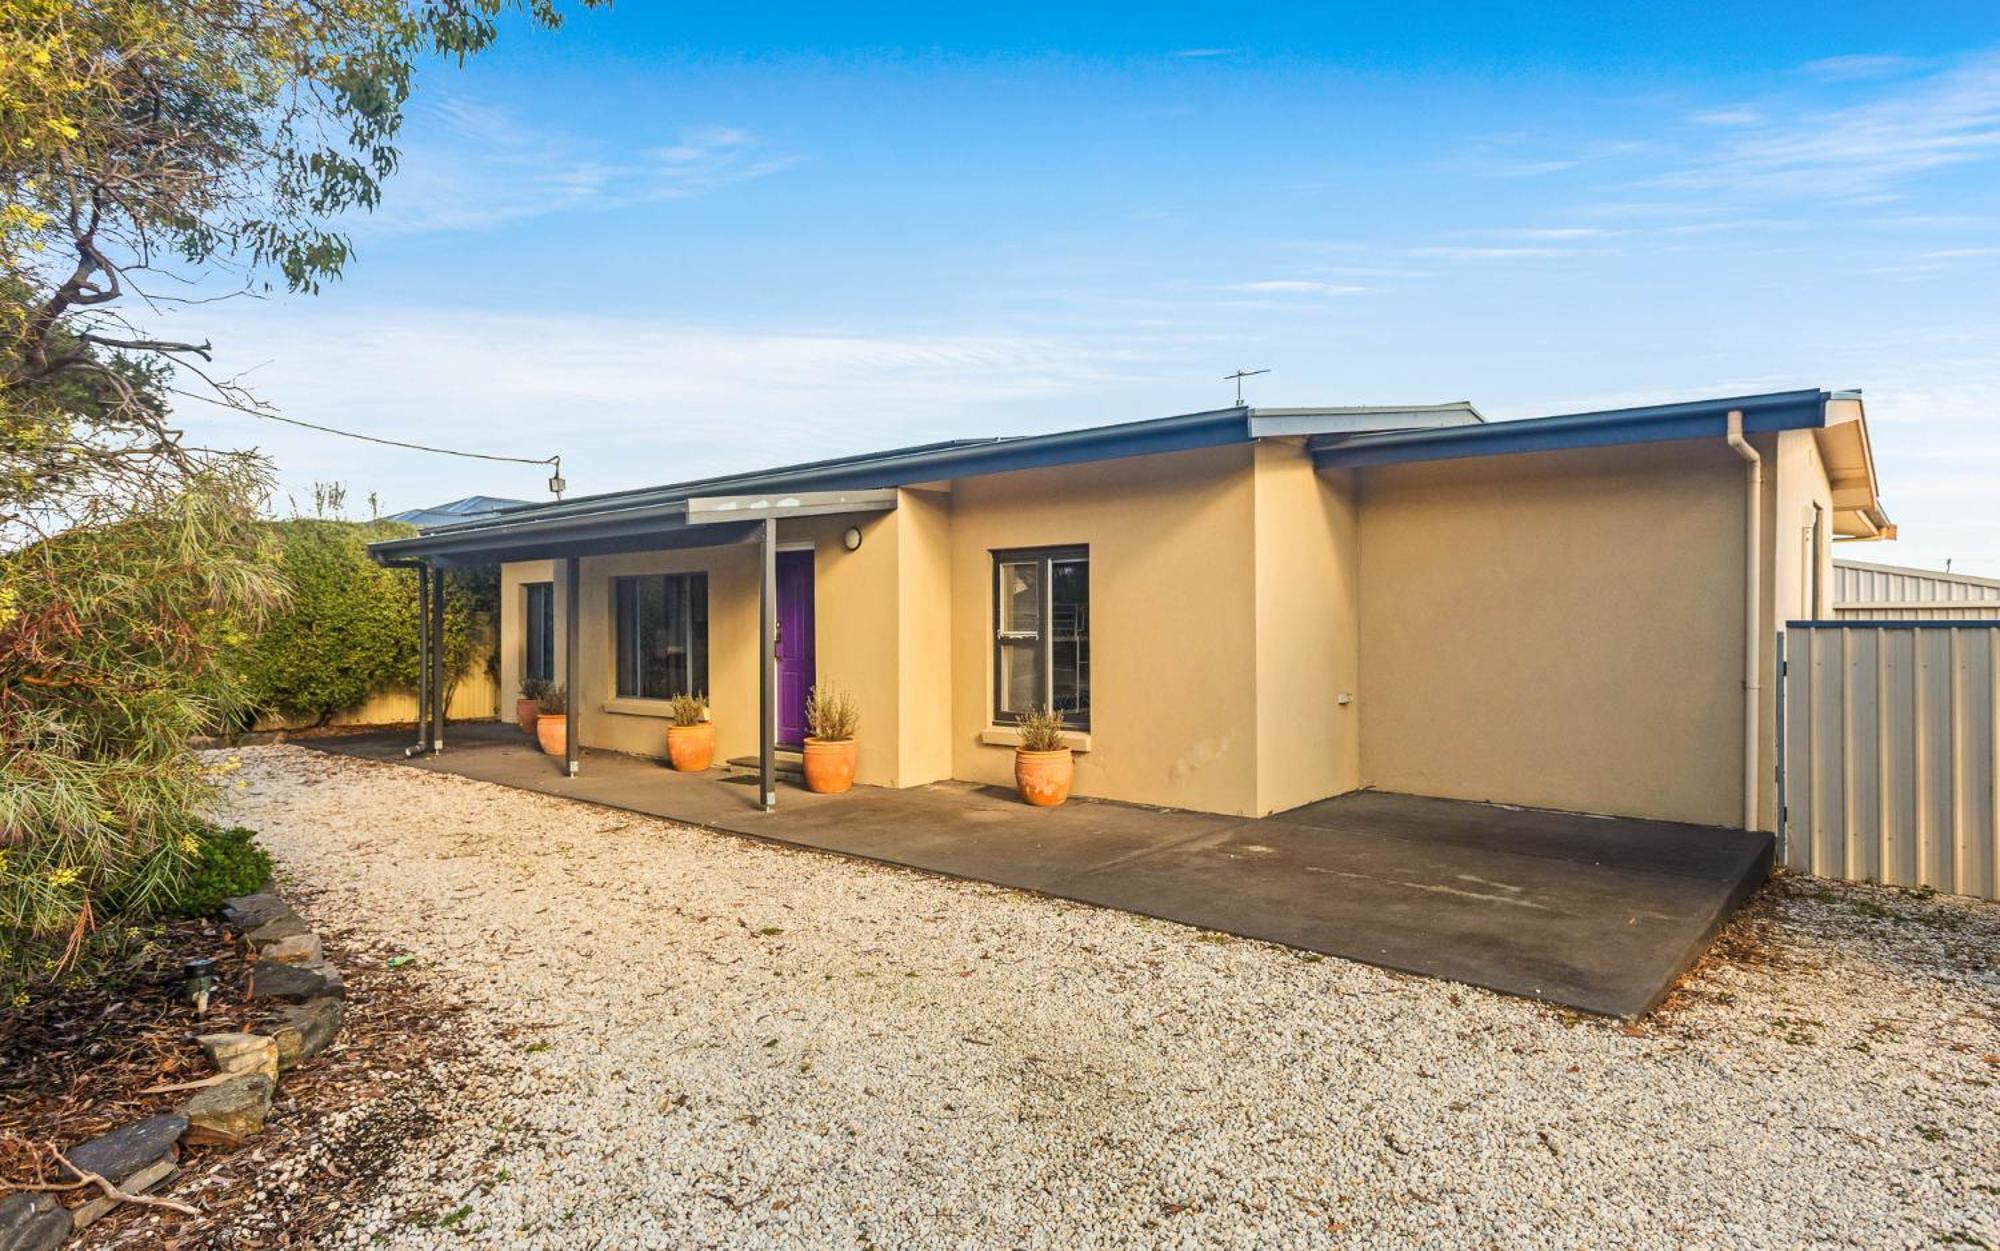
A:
[
  {"xmin": 493, "ymin": 430, "xmax": 1834, "ymax": 828},
  {"xmin": 946, "ymin": 444, "xmax": 1265, "ymax": 814},
  {"xmin": 895, "ymin": 488, "xmax": 956, "ymax": 787},
  {"xmin": 1251, "ymin": 441, "xmax": 1361, "ymax": 814},
  {"xmin": 498, "ymin": 557, "xmax": 558, "ymax": 715},
  {"xmin": 1354, "ymin": 441, "xmax": 1751, "ymax": 828}
]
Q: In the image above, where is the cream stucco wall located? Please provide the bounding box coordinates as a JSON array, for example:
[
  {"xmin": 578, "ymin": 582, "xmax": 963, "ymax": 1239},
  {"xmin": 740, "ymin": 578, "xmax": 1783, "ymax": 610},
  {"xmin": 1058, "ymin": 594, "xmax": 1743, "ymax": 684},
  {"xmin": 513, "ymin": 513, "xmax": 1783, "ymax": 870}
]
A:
[
  {"xmin": 1354, "ymin": 441, "xmax": 1749, "ymax": 828},
  {"xmin": 498, "ymin": 558, "xmax": 558, "ymax": 713},
  {"xmin": 946, "ymin": 445, "xmax": 1264, "ymax": 814},
  {"xmin": 1251, "ymin": 441, "xmax": 1361, "ymax": 814},
  {"xmin": 494, "ymin": 428, "xmax": 1835, "ymax": 827},
  {"xmin": 497, "ymin": 497, "xmax": 953, "ymax": 789}
]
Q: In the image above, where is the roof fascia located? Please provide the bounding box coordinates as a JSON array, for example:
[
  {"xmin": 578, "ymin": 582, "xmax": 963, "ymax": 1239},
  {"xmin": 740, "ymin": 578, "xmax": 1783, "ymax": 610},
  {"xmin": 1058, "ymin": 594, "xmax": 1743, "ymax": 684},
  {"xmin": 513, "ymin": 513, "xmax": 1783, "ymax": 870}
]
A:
[{"xmin": 1308, "ymin": 390, "xmax": 1830, "ymax": 470}]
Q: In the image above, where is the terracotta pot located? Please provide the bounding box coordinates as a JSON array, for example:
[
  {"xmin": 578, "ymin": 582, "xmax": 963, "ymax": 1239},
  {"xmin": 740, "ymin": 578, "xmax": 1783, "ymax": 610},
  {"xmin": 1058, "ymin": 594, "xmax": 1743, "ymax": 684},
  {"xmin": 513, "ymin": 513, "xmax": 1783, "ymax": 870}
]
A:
[
  {"xmin": 802, "ymin": 737, "xmax": 857, "ymax": 794},
  {"xmin": 535, "ymin": 713, "xmax": 567, "ymax": 757},
  {"xmin": 1014, "ymin": 747, "xmax": 1074, "ymax": 807},
  {"xmin": 666, "ymin": 722, "xmax": 716, "ymax": 772},
  {"xmin": 515, "ymin": 697, "xmax": 540, "ymax": 734}
]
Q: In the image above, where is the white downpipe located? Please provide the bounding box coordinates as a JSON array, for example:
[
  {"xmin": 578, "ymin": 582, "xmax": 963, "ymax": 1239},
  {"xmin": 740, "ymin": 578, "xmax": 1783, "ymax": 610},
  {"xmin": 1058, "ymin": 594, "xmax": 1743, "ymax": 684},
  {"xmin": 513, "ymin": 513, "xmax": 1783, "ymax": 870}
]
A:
[{"xmin": 1725, "ymin": 411, "xmax": 1762, "ymax": 831}]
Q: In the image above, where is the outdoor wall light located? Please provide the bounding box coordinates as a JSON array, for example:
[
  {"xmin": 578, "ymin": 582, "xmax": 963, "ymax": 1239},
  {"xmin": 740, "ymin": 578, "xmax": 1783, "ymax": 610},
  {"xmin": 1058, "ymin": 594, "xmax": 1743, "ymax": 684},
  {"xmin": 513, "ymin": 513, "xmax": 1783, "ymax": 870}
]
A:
[
  {"xmin": 182, "ymin": 956, "xmax": 217, "ymax": 1015},
  {"xmin": 842, "ymin": 526, "xmax": 863, "ymax": 551}
]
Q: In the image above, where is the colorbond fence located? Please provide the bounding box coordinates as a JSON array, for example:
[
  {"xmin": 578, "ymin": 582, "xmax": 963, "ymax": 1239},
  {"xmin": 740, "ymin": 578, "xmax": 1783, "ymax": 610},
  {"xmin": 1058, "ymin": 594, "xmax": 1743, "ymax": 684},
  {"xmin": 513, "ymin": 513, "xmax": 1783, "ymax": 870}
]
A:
[
  {"xmin": 1780, "ymin": 621, "xmax": 2000, "ymax": 899},
  {"xmin": 250, "ymin": 662, "xmax": 500, "ymax": 732}
]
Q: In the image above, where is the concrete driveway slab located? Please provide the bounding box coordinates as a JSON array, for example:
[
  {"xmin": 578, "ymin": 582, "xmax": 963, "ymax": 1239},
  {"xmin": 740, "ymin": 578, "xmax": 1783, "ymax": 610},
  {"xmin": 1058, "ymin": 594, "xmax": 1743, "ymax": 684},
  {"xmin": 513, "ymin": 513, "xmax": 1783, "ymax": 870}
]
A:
[{"xmin": 306, "ymin": 725, "xmax": 1770, "ymax": 1016}]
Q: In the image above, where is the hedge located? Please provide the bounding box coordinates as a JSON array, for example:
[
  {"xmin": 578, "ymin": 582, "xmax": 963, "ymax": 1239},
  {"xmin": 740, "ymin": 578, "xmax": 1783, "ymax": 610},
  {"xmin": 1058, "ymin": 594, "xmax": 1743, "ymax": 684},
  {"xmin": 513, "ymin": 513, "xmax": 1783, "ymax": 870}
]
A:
[{"xmin": 227, "ymin": 519, "xmax": 495, "ymax": 726}]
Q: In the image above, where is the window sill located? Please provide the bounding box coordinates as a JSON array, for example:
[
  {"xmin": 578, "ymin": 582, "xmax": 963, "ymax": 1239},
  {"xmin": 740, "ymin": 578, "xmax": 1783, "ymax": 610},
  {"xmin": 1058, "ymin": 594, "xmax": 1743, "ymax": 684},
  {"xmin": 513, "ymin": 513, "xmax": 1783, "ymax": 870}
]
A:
[
  {"xmin": 980, "ymin": 725, "xmax": 1092, "ymax": 753},
  {"xmin": 601, "ymin": 698, "xmax": 680, "ymax": 719}
]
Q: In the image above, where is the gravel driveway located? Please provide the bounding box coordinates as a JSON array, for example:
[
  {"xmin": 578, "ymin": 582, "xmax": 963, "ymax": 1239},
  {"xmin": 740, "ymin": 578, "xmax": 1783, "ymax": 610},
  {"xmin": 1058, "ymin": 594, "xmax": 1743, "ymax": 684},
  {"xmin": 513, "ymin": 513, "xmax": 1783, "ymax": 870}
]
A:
[{"xmin": 218, "ymin": 745, "xmax": 1998, "ymax": 1250}]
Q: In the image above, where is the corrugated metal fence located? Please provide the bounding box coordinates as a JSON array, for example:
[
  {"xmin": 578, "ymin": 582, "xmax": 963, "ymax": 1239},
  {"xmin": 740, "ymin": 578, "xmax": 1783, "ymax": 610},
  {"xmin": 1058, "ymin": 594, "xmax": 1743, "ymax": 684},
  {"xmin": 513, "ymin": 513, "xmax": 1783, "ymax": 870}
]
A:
[{"xmin": 1780, "ymin": 621, "xmax": 2000, "ymax": 899}]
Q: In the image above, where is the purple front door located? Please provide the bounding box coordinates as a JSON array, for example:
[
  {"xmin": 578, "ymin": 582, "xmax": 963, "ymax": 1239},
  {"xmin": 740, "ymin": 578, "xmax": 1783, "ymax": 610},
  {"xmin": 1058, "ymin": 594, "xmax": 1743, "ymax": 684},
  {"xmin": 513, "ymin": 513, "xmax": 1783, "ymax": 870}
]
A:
[{"xmin": 775, "ymin": 550, "xmax": 816, "ymax": 746}]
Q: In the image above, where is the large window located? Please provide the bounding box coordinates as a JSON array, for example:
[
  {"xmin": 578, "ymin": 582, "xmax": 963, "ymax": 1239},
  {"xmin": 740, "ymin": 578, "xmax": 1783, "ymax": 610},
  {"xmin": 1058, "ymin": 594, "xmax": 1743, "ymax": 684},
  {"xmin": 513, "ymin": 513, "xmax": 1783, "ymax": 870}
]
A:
[
  {"xmin": 993, "ymin": 547, "xmax": 1089, "ymax": 728},
  {"xmin": 523, "ymin": 582, "xmax": 555, "ymax": 684},
  {"xmin": 614, "ymin": 573, "xmax": 709, "ymax": 700}
]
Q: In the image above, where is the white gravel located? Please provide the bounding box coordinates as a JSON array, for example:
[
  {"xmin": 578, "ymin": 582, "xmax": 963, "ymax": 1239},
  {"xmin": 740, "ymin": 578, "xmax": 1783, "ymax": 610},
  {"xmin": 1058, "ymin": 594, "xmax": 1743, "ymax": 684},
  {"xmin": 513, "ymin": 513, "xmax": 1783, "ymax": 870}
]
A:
[{"xmin": 216, "ymin": 745, "xmax": 1999, "ymax": 1250}]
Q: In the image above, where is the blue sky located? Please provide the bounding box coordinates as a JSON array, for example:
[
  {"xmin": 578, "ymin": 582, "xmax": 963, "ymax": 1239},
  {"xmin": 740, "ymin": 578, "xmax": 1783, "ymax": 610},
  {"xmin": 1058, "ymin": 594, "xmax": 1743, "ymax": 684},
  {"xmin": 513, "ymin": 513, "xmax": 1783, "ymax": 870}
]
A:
[{"xmin": 182, "ymin": 2, "xmax": 2000, "ymax": 571}]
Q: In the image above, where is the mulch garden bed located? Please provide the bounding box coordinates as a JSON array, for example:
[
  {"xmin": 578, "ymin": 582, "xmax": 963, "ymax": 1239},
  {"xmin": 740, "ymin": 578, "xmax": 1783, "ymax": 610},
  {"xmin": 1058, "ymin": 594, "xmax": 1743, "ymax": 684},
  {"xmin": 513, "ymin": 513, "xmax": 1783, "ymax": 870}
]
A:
[{"xmin": 2, "ymin": 891, "xmax": 477, "ymax": 1248}]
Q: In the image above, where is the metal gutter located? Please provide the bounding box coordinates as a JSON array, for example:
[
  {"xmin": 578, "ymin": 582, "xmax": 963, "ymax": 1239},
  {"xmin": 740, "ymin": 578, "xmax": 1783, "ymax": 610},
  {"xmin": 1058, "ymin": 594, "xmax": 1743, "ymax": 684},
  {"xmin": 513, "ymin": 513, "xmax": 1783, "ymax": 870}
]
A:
[{"xmin": 1309, "ymin": 390, "xmax": 1833, "ymax": 469}]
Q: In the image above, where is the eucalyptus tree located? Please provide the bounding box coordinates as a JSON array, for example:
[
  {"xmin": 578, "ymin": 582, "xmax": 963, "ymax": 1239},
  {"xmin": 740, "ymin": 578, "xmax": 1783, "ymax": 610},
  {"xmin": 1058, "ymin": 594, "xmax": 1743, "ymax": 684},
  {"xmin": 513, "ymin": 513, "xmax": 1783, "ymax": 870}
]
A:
[{"xmin": 0, "ymin": 0, "xmax": 597, "ymax": 985}]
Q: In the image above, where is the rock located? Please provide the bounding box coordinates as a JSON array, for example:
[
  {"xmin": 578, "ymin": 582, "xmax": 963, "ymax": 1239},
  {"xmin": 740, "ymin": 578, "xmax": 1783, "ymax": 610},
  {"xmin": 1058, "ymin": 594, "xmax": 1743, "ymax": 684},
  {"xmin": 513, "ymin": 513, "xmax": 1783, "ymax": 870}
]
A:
[
  {"xmin": 270, "ymin": 997, "xmax": 344, "ymax": 1070},
  {"xmin": 0, "ymin": 1194, "xmax": 71, "ymax": 1251},
  {"xmin": 253, "ymin": 930, "xmax": 322, "ymax": 964},
  {"xmin": 197, "ymin": 1032, "xmax": 280, "ymax": 1081},
  {"xmin": 69, "ymin": 1158, "xmax": 176, "ymax": 1230},
  {"xmin": 249, "ymin": 959, "xmax": 344, "ymax": 1002},
  {"xmin": 62, "ymin": 1113, "xmax": 186, "ymax": 1182},
  {"xmin": 241, "ymin": 911, "xmax": 312, "ymax": 950},
  {"xmin": 220, "ymin": 892, "xmax": 294, "ymax": 931},
  {"xmin": 180, "ymin": 1073, "xmax": 275, "ymax": 1146}
]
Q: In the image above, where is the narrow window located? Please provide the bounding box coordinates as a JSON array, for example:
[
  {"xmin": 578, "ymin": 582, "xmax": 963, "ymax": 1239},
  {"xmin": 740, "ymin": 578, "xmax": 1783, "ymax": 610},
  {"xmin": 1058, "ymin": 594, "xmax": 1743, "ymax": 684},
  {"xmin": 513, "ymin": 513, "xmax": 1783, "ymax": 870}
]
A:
[
  {"xmin": 523, "ymin": 582, "xmax": 555, "ymax": 683},
  {"xmin": 614, "ymin": 573, "xmax": 709, "ymax": 699},
  {"xmin": 992, "ymin": 547, "xmax": 1089, "ymax": 728}
]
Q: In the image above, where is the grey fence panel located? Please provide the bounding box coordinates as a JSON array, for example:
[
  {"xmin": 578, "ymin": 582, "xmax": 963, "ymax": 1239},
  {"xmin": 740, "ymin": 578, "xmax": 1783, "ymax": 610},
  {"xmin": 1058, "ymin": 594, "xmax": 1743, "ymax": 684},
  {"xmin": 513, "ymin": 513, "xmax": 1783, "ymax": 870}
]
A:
[{"xmin": 1782, "ymin": 621, "xmax": 2000, "ymax": 900}]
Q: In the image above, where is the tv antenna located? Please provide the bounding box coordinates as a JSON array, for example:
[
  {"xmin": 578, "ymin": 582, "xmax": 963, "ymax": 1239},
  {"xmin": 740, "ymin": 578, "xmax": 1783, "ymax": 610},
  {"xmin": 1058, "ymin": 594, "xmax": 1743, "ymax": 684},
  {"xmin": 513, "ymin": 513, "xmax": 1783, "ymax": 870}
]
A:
[{"xmin": 1225, "ymin": 368, "xmax": 1269, "ymax": 406}]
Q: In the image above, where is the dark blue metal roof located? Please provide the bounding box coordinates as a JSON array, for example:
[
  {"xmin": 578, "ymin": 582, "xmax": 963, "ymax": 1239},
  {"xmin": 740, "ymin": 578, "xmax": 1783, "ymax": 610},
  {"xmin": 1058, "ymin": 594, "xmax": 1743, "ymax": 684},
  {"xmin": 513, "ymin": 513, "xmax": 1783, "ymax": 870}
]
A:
[
  {"xmin": 404, "ymin": 407, "xmax": 1254, "ymax": 538},
  {"xmin": 385, "ymin": 495, "xmax": 530, "ymax": 528},
  {"xmin": 1310, "ymin": 389, "xmax": 1839, "ymax": 469}
]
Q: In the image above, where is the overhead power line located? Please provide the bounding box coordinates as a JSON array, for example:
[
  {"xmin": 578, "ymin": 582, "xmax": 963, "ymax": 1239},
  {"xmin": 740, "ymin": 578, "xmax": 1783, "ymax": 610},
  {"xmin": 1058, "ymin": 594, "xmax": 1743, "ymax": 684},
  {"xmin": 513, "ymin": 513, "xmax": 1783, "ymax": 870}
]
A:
[{"xmin": 171, "ymin": 387, "xmax": 567, "ymax": 496}]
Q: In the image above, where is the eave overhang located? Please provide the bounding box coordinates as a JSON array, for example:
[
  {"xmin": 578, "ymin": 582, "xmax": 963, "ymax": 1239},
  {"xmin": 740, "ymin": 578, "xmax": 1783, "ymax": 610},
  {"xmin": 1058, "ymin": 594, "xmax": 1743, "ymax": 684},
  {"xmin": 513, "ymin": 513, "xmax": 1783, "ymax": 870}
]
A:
[{"xmin": 367, "ymin": 489, "xmax": 898, "ymax": 567}]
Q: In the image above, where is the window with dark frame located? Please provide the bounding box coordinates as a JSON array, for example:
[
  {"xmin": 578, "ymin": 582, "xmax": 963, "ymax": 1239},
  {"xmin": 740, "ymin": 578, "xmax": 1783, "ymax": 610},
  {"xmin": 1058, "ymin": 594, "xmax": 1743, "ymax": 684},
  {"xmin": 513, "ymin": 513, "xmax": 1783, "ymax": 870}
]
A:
[
  {"xmin": 523, "ymin": 582, "xmax": 556, "ymax": 684},
  {"xmin": 993, "ymin": 547, "xmax": 1089, "ymax": 729},
  {"xmin": 614, "ymin": 573, "xmax": 709, "ymax": 700}
]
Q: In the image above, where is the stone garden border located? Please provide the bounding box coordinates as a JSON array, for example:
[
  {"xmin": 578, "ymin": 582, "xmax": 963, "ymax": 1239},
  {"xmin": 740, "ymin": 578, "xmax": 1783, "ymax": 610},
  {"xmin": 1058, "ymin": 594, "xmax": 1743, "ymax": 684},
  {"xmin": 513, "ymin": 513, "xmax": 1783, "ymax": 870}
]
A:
[{"xmin": 0, "ymin": 888, "xmax": 346, "ymax": 1250}]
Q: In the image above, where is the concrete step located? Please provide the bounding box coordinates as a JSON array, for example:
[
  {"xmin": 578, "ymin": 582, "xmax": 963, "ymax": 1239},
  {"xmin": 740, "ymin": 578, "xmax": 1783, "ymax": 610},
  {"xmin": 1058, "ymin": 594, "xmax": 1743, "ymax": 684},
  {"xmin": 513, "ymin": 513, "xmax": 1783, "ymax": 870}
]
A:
[{"xmin": 725, "ymin": 753, "xmax": 804, "ymax": 783}]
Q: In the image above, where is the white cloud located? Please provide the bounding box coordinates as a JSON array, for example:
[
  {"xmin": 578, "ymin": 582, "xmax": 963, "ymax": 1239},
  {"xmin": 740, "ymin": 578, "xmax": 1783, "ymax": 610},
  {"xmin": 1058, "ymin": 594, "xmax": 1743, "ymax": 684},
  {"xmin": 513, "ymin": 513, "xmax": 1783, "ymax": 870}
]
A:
[
  {"xmin": 357, "ymin": 99, "xmax": 798, "ymax": 234},
  {"xmin": 1802, "ymin": 53, "xmax": 1924, "ymax": 82},
  {"xmin": 1224, "ymin": 280, "xmax": 1374, "ymax": 295},
  {"xmin": 1408, "ymin": 245, "xmax": 1581, "ymax": 260},
  {"xmin": 1661, "ymin": 51, "xmax": 2000, "ymax": 198},
  {"xmin": 1491, "ymin": 227, "xmax": 1620, "ymax": 240},
  {"xmin": 176, "ymin": 305, "xmax": 1203, "ymax": 512},
  {"xmin": 1692, "ymin": 108, "xmax": 1766, "ymax": 127}
]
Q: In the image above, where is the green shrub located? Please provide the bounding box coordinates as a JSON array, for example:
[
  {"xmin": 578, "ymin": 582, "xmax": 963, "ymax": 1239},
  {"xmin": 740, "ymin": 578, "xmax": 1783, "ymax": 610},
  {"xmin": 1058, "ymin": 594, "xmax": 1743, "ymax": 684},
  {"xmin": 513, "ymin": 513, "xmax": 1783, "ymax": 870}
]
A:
[
  {"xmin": 167, "ymin": 826, "xmax": 272, "ymax": 918},
  {"xmin": 536, "ymin": 684, "xmax": 569, "ymax": 715},
  {"xmin": 225, "ymin": 519, "xmax": 493, "ymax": 726}
]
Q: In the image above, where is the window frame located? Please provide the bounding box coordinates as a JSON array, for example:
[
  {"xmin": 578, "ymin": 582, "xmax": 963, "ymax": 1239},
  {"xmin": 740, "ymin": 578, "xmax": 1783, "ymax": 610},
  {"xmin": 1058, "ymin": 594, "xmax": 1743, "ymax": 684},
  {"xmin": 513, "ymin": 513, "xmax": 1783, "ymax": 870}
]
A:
[
  {"xmin": 990, "ymin": 545, "xmax": 1089, "ymax": 730},
  {"xmin": 523, "ymin": 581, "xmax": 556, "ymax": 685},
  {"xmin": 611, "ymin": 571, "xmax": 710, "ymax": 701}
]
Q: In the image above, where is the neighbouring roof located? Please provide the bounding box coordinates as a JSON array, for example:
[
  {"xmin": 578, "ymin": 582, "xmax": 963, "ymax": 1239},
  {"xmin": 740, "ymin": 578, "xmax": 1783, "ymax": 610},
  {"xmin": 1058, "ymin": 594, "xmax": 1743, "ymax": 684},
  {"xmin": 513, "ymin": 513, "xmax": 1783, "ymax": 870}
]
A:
[
  {"xmin": 384, "ymin": 495, "xmax": 530, "ymax": 529},
  {"xmin": 1835, "ymin": 559, "xmax": 2000, "ymax": 591}
]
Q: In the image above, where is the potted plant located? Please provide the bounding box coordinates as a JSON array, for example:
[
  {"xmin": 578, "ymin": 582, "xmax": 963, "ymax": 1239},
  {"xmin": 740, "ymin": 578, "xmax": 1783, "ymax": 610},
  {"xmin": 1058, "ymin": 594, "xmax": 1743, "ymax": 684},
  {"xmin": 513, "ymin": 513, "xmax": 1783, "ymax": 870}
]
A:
[
  {"xmin": 515, "ymin": 677, "xmax": 548, "ymax": 735},
  {"xmin": 533, "ymin": 684, "xmax": 569, "ymax": 756},
  {"xmin": 1012, "ymin": 706, "xmax": 1073, "ymax": 807},
  {"xmin": 665, "ymin": 692, "xmax": 714, "ymax": 771},
  {"xmin": 801, "ymin": 682, "xmax": 859, "ymax": 794}
]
